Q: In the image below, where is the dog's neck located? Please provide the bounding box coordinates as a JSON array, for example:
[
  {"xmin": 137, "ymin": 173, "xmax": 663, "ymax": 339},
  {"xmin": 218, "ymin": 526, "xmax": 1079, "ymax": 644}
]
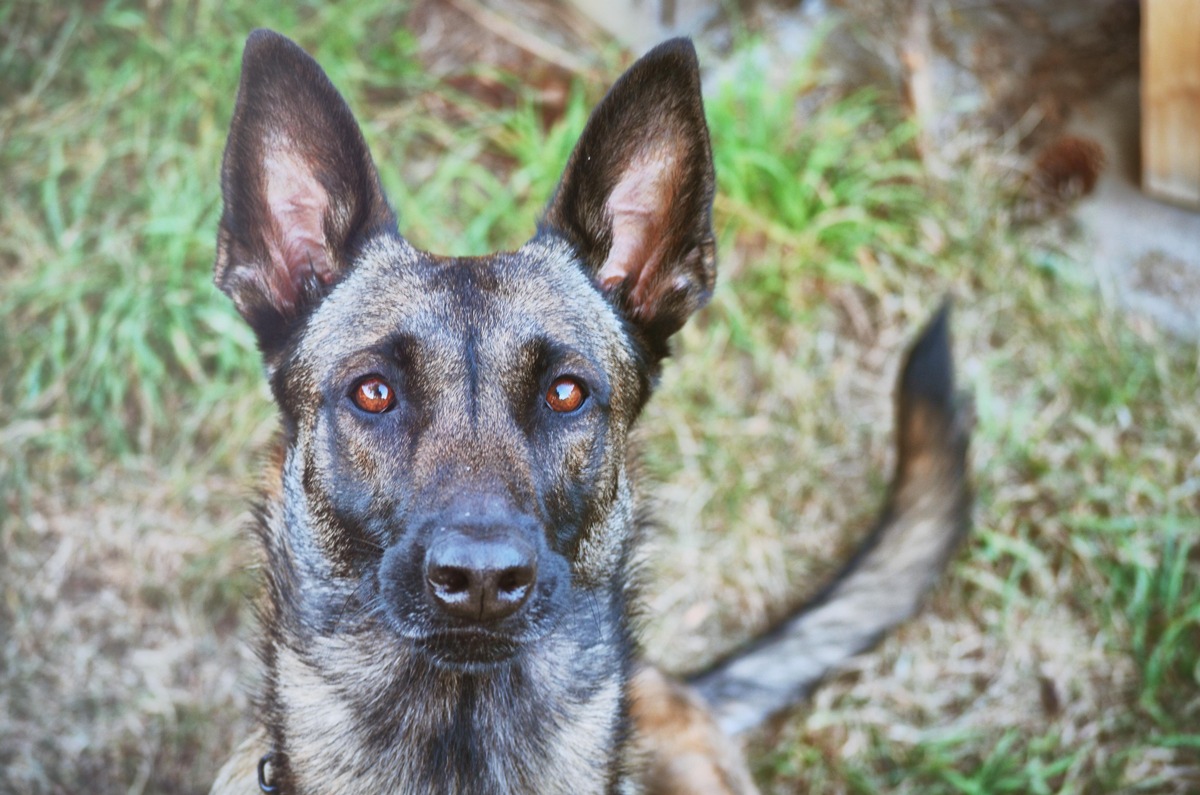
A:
[{"xmin": 254, "ymin": 488, "xmax": 639, "ymax": 795}]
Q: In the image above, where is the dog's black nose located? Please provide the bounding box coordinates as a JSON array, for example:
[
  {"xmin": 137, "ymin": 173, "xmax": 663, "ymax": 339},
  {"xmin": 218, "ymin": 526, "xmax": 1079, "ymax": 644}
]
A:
[{"xmin": 424, "ymin": 531, "xmax": 537, "ymax": 623}]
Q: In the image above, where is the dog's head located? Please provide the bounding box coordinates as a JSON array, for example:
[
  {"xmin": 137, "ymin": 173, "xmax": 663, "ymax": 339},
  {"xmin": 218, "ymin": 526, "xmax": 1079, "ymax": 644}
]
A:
[{"xmin": 216, "ymin": 30, "xmax": 714, "ymax": 669}]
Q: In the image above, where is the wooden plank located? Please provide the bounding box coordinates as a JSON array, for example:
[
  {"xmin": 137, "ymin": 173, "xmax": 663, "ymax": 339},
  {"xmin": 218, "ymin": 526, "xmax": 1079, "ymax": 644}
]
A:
[{"xmin": 1142, "ymin": 0, "xmax": 1200, "ymax": 208}]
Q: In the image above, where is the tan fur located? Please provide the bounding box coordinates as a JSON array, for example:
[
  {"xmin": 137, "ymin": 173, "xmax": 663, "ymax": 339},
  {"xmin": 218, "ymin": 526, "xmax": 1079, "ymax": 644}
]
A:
[
  {"xmin": 212, "ymin": 668, "xmax": 754, "ymax": 795},
  {"xmin": 210, "ymin": 730, "xmax": 266, "ymax": 793},
  {"xmin": 629, "ymin": 666, "xmax": 760, "ymax": 795}
]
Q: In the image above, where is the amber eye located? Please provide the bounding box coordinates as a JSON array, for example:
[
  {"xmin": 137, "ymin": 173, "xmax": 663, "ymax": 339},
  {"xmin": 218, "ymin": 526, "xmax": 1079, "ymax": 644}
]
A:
[
  {"xmin": 545, "ymin": 377, "xmax": 587, "ymax": 413},
  {"xmin": 351, "ymin": 376, "xmax": 395, "ymax": 413}
]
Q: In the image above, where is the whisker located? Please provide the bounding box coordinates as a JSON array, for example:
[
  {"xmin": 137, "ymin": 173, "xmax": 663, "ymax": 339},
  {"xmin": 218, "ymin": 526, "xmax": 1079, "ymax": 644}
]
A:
[{"xmin": 585, "ymin": 590, "xmax": 605, "ymax": 642}]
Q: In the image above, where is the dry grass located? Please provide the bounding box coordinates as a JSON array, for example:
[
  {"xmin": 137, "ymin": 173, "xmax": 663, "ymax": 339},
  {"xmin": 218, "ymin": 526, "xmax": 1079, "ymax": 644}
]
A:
[
  {"xmin": 2, "ymin": 3, "xmax": 1197, "ymax": 794},
  {"xmin": 2, "ymin": 466, "xmax": 260, "ymax": 792}
]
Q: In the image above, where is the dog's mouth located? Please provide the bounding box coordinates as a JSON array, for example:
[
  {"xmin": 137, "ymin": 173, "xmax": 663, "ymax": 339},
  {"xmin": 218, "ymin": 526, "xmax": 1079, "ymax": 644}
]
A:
[{"xmin": 414, "ymin": 628, "xmax": 526, "ymax": 670}]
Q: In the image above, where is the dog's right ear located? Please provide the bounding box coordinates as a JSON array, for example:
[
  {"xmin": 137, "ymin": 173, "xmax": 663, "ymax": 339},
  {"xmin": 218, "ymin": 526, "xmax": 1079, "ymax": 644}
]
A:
[{"xmin": 215, "ymin": 29, "xmax": 396, "ymax": 360}]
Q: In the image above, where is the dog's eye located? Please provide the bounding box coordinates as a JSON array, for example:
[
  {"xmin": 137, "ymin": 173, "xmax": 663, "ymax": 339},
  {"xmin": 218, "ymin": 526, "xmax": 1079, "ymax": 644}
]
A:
[
  {"xmin": 545, "ymin": 377, "xmax": 587, "ymax": 413},
  {"xmin": 351, "ymin": 376, "xmax": 395, "ymax": 413}
]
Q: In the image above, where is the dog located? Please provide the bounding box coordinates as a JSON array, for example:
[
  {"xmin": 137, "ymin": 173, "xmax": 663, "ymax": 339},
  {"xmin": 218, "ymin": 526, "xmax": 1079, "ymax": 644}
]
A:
[{"xmin": 209, "ymin": 29, "xmax": 971, "ymax": 795}]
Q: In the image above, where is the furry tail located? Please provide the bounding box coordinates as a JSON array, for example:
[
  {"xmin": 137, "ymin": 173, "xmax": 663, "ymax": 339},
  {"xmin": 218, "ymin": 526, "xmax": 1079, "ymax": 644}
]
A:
[{"xmin": 689, "ymin": 304, "xmax": 972, "ymax": 737}]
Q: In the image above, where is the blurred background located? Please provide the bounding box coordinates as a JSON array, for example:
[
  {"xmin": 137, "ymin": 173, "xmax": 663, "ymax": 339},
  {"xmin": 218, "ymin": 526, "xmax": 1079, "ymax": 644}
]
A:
[{"xmin": 2, "ymin": 0, "xmax": 1197, "ymax": 792}]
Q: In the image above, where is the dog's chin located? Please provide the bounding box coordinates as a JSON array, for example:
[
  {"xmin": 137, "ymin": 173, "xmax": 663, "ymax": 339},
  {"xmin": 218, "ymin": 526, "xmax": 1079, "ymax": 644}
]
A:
[{"xmin": 415, "ymin": 630, "xmax": 526, "ymax": 672}]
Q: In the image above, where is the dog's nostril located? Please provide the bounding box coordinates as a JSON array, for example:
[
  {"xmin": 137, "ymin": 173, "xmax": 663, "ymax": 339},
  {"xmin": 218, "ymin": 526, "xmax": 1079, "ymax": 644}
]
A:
[
  {"xmin": 497, "ymin": 565, "xmax": 534, "ymax": 595},
  {"xmin": 429, "ymin": 566, "xmax": 470, "ymax": 595}
]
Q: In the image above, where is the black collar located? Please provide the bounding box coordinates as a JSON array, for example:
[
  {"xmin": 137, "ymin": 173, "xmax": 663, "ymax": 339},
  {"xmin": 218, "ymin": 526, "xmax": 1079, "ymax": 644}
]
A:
[{"xmin": 258, "ymin": 752, "xmax": 280, "ymax": 793}]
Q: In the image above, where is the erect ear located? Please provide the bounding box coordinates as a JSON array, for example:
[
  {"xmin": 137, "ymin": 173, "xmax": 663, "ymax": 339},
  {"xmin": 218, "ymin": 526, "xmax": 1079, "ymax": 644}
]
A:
[
  {"xmin": 215, "ymin": 29, "xmax": 396, "ymax": 358},
  {"xmin": 540, "ymin": 38, "xmax": 716, "ymax": 354}
]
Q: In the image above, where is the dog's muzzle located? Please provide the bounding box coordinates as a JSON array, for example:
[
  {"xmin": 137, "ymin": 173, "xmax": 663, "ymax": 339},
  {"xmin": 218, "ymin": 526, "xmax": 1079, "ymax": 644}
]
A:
[{"xmin": 377, "ymin": 505, "xmax": 567, "ymax": 668}]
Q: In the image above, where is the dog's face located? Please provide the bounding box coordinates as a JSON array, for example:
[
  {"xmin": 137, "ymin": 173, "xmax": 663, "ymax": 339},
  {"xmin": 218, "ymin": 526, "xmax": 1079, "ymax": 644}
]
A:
[
  {"xmin": 277, "ymin": 240, "xmax": 645, "ymax": 667},
  {"xmin": 216, "ymin": 31, "xmax": 714, "ymax": 669}
]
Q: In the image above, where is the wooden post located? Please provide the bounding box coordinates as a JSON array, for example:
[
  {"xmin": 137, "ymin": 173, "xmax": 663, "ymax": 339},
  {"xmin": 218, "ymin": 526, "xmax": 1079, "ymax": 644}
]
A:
[{"xmin": 1142, "ymin": 0, "xmax": 1200, "ymax": 208}]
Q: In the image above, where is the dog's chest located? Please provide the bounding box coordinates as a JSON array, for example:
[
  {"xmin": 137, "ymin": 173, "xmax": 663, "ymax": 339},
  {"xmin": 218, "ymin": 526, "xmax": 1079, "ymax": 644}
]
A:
[{"xmin": 274, "ymin": 637, "xmax": 630, "ymax": 794}]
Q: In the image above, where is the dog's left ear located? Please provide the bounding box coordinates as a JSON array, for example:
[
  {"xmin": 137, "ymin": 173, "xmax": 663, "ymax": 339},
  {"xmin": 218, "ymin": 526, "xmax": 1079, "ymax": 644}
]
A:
[{"xmin": 541, "ymin": 39, "xmax": 716, "ymax": 352}]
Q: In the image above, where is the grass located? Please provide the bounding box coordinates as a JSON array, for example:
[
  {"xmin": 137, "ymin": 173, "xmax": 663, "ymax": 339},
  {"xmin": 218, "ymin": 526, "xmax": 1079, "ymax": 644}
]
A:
[{"xmin": 2, "ymin": 1, "xmax": 1198, "ymax": 793}]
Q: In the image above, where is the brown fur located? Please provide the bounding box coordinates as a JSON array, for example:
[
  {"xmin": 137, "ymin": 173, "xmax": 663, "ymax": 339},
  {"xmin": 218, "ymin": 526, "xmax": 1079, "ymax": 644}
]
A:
[{"xmin": 629, "ymin": 666, "xmax": 759, "ymax": 795}]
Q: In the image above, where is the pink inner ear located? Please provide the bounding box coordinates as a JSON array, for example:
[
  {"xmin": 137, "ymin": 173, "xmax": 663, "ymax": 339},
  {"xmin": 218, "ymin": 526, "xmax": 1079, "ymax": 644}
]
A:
[
  {"xmin": 262, "ymin": 148, "xmax": 335, "ymax": 311},
  {"xmin": 596, "ymin": 150, "xmax": 678, "ymax": 313}
]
